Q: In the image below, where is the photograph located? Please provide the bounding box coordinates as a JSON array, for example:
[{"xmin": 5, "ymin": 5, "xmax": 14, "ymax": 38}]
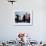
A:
[{"xmin": 14, "ymin": 10, "xmax": 33, "ymax": 26}]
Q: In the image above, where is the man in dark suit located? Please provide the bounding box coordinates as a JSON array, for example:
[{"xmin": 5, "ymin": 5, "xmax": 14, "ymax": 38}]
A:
[{"xmin": 15, "ymin": 14, "xmax": 19, "ymax": 23}]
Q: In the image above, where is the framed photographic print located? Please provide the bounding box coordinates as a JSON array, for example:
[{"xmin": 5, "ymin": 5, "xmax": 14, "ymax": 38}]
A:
[{"xmin": 14, "ymin": 10, "xmax": 33, "ymax": 26}]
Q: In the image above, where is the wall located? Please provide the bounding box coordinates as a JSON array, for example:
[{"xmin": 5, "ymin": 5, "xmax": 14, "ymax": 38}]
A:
[{"xmin": 0, "ymin": 0, "xmax": 46, "ymax": 42}]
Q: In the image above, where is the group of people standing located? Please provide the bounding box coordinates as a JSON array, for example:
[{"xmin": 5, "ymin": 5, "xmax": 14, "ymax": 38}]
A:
[{"xmin": 15, "ymin": 13, "xmax": 30, "ymax": 23}]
